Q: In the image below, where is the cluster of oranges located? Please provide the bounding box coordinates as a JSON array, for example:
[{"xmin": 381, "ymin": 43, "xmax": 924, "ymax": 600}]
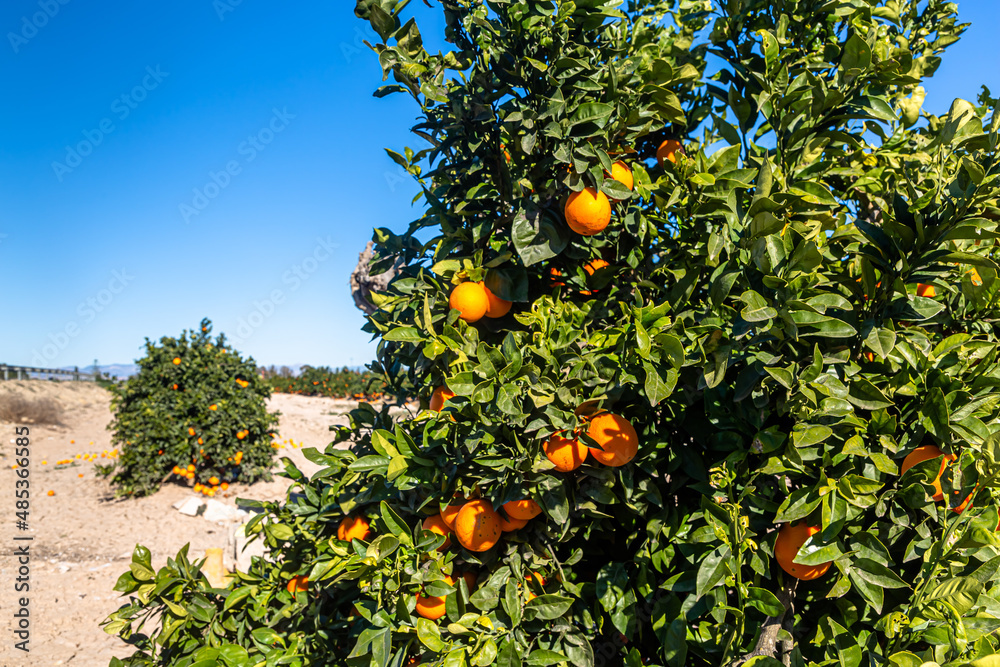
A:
[
  {"xmin": 323, "ymin": 505, "xmax": 547, "ymax": 620},
  {"xmin": 446, "ymin": 282, "xmax": 512, "ymax": 324},
  {"xmin": 270, "ymin": 438, "xmax": 304, "ymax": 450},
  {"xmin": 446, "ymin": 140, "xmax": 682, "ymax": 325},
  {"xmin": 192, "ymin": 477, "xmax": 230, "ymax": 497},
  {"xmin": 429, "ymin": 389, "xmax": 639, "ymax": 470}
]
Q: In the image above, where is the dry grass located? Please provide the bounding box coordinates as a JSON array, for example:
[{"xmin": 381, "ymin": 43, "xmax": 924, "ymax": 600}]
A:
[{"xmin": 0, "ymin": 394, "xmax": 64, "ymax": 425}]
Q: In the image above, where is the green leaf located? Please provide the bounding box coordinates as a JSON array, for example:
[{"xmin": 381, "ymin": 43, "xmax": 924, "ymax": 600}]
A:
[
  {"xmin": 846, "ymin": 378, "xmax": 893, "ymax": 410},
  {"xmin": 527, "ymin": 649, "xmax": 569, "ymax": 666},
  {"xmin": 864, "ymin": 327, "xmax": 896, "ymax": 358},
  {"xmin": 383, "ymin": 327, "xmax": 424, "ymax": 342},
  {"xmin": 643, "ymin": 363, "xmax": 676, "ymax": 407},
  {"xmin": 841, "ymin": 34, "xmax": 872, "ymax": 73},
  {"xmin": 852, "ymin": 558, "xmax": 909, "ymax": 590},
  {"xmin": 696, "ymin": 547, "xmax": 729, "ymax": 597},
  {"xmin": 417, "ymin": 618, "xmax": 447, "ymax": 652},
  {"xmin": 512, "ymin": 207, "xmax": 568, "ymax": 266},
  {"xmin": 569, "ymin": 102, "xmax": 614, "ymax": 127},
  {"xmin": 924, "ymin": 577, "xmax": 983, "ymax": 615},
  {"xmin": 740, "ymin": 290, "xmax": 777, "ymax": 322},
  {"xmin": 380, "ymin": 501, "xmax": 412, "ymax": 545},
  {"xmin": 524, "ymin": 594, "xmax": 574, "ymax": 621},
  {"xmin": 745, "ymin": 587, "xmax": 785, "ymax": 616},
  {"xmin": 223, "ymin": 586, "xmax": 252, "ymax": 612}
]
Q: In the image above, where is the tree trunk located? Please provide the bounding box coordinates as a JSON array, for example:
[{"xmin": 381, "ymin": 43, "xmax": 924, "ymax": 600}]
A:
[
  {"xmin": 729, "ymin": 579, "xmax": 797, "ymax": 667},
  {"xmin": 350, "ymin": 241, "xmax": 398, "ymax": 315}
]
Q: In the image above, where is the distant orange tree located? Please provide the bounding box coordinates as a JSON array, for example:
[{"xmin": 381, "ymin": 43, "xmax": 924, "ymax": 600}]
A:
[
  {"xmin": 98, "ymin": 318, "xmax": 278, "ymax": 497},
  {"xmin": 264, "ymin": 365, "xmax": 390, "ymax": 400}
]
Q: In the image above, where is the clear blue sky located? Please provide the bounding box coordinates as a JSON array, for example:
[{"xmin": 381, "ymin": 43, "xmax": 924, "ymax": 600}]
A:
[{"xmin": 0, "ymin": 2, "xmax": 996, "ymax": 370}]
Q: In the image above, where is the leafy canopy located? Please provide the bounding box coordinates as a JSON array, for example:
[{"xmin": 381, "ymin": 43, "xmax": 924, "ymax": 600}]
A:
[
  {"xmin": 104, "ymin": 1, "xmax": 1000, "ymax": 666},
  {"xmin": 99, "ymin": 318, "xmax": 278, "ymax": 497}
]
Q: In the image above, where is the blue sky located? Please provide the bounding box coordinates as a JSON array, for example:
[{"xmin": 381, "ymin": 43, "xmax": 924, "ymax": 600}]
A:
[{"xmin": 0, "ymin": 1, "xmax": 996, "ymax": 371}]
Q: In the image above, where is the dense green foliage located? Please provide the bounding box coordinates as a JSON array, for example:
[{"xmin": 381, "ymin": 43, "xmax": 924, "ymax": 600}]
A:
[
  {"xmin": 98, "ymin": 318, "xmax": 278, "ymax": 497},
  {"xmin": 105, "ymin": 1, "xmax": 1000, "ymax": 666}
]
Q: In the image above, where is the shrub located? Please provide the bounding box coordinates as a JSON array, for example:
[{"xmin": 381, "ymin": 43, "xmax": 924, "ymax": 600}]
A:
[
  {"xmin": 105, "ymin": 1, "xmax": 1000, "ymax": 666},
  {"xmin": 0, "ymin": 394, "xmax": 63, "ymax": 425},
  {"xmin": 97, "ymin": 318, "xmax": 278, "ymax": 497}
]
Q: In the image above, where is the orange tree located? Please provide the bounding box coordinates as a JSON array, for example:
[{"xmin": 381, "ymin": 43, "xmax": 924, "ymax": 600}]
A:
[
  {"xmin": 98, "ymin": 318, "xmax": 278, "ymax": 497},
  {"xmin": 103, "ymin": 1, "xmax": 1000, "ymax": 665},
  {"xmin": 265, "ymin": 365, "xmax": 391, "ymax": 399}
]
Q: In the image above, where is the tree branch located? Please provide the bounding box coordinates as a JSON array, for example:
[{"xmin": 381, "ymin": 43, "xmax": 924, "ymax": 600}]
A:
[{"xmin": 728, "ymin": 578, "xmax": 797, "ymax": 667}]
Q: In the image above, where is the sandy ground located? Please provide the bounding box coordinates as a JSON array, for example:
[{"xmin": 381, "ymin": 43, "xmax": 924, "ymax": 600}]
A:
[{"xmin": 0, "ymin": 380, "xmax": 396, "ymax": 666}]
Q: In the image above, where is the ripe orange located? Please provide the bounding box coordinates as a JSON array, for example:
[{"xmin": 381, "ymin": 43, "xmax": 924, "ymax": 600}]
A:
[
  {"xmin": 439, "ymin": 497, "xmax": 465, "ymax": 529},
  {"xmin": 774, "ymin": 523, "xmax": 831, "ymax": 581},
  {"xmin": 338, "ymin": 515, "xmax": 372, "ymax": 542},
  {"xmin": 565, "ymin": 187, "xmax": 611, "ymax": 236},
  {"xmin": 583, "ymin": 259, "xmax": 610, "ymax": 277},
  {"xmin": 188, "ymin": 427, "xmax": 196, "ymax": 436},
  {"xmin": 209, "ymin": 404, "xmax": 218, "ymax": 411},
  {"xmin": 656, "ymin": 139, "xmax": 682, "ymax": 166},
  {"xmin": 449, "ymin": 282, "xmax": 489, "ymax": 323},
  {"xmin": 187, "ymin": 464, "xmax": 195, "ymax": 472},
  {"xmin": 608, "ymin": 161, "xmax": 633, "ymax": 196},
  {"xmin": 430, "ymin": 386, "xmax": 455, "ymax": 412},
  {"xmin": 454, "ymin": 500, "xmax": 501, "ymax": 552},
  {"xmin": 208, "ymin": 476, "xmax": 219, "ymax": 486},
  {"xmin": 172, "ymin": 384, "xmax": 178, "ymax": 390},
  {"xmin": 503, "ymin": 499, "xmax": 542, "ymax": 521},
  {"xmin": 863, "ymin": 351, "xmax": 875, "ymax": 362},
  {"xmin": 47, "ymin": 490, "xmax": 55, "ymax": 496},
  {"xmin": 422, "ymin": 514, "xmax": 453, "ymax": 550},
  {"xmin": 499, "ymin": 514, "xmax": 528, "ymax": 532},
  {"xmin": 221, "ymin": 482, "xmax": 229, "ymax": 491},
  {"xmin": 415, "ymin": 575, "xmax": 454, "ymax": 620},
  {"xmin": 172, "ymin": 357, "xmax": 181, "ymax": 365},
  {"xmin": 544, "ymin": 433, "xmax": 589, "ymax": 471},
  {"xmin": 916, "ymin": 283, "xmax": 936, "ymax": 298},
  {"xmin": 901, "ymin": 445, "xmax": 956, "ymax": 501},
  {"xmin": 585, "ymin": 413, "xmax": 639, "ymax": 467},
  {"xmin": 484, "ymin": 286, "xmax": 512, "ymax": 318},
  {"xmin": 549, "ymin": 267, "xmax": 566, "ymax": 288},
  {"xmin": 237, "ymin": 430, "xmax": 246, "ymax": 440},
  {"xmin": 286, "ymin": 575, "xmax": 309, "ymax": 594}
]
